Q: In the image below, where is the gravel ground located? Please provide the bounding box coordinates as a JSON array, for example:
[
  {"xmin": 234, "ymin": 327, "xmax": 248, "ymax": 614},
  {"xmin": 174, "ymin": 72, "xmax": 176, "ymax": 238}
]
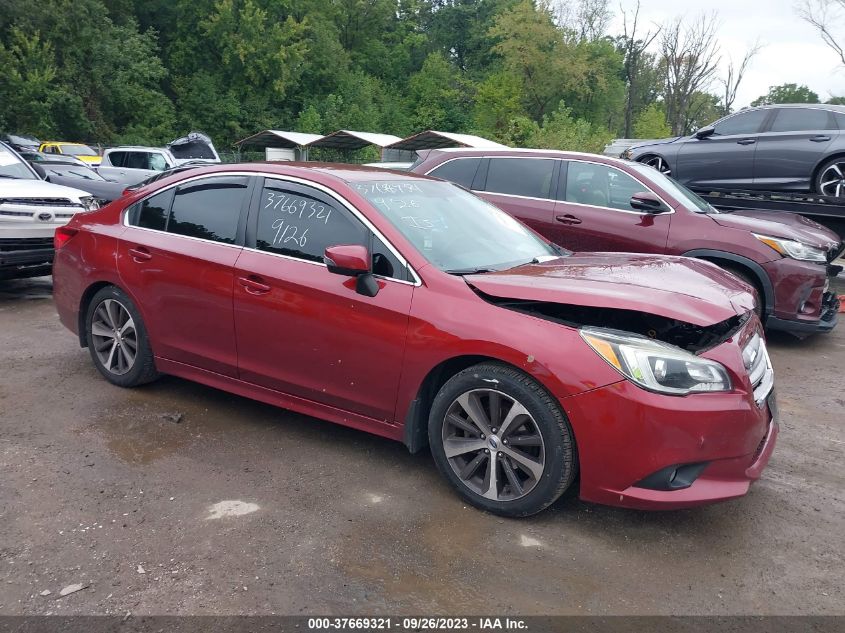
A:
[{"xmin": 0, "ymin": 276, "xmax": 842, "ymax": 616}]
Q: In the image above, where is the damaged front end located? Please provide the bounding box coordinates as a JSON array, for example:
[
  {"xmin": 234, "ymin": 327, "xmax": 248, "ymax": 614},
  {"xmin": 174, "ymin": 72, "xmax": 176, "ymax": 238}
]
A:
[{"xmin": 481, "ymin": 295, "xmax": 750, "ymax": 354}]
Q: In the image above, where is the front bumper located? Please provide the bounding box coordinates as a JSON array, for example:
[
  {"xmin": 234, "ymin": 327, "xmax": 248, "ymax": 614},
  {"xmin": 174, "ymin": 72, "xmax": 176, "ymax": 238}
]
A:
[
  {"xmin": 561, "ymin": 323, "xmax": 776, "ymax": 510},
  {"xmin": 762, "ymin": 258, "xmax": 840, "ymax": 335},
  {"xmin": 0, "ymin": 237, "xmax": 54, "ymax": 269}
]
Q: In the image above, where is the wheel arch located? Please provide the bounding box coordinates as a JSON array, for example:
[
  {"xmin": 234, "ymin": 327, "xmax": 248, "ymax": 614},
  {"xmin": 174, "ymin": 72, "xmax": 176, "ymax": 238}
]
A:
[
  {"xmin": 402, "ymin": 355, "xmax": 542, "ymax": 454},
  {"xmin": 682, "ymin": 249, "xmax": 774, "ymax": 316},
  {"xmin": 77, "ymin": 280, "xmax": 145, "ymax": 348}
]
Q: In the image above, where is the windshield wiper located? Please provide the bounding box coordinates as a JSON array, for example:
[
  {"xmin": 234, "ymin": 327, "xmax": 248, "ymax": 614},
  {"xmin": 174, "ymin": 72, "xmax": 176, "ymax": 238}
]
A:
[{"xmin": 445, "ymin": 267, "xmax": 495, "ymax": 275}]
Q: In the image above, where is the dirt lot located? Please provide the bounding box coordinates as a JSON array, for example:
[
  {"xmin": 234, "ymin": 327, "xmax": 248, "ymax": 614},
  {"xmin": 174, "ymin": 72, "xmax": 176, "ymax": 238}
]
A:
[{"xmin": 0, "ymin": 276, "xmax": 842, "ymax": 616}]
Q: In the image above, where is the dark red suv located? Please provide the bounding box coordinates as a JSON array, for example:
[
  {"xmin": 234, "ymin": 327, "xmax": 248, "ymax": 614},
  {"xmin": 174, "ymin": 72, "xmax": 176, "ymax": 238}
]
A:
[{"xmin": 412, "ymin": 149, "xmax": 843, "ymax": 335}]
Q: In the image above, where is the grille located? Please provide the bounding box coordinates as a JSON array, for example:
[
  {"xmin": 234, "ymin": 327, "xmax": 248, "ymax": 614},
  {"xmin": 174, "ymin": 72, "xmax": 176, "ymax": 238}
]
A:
[
  {"xmin": 0, "ymin": 237, "xmax": 54, "ymax": 252},
  {"xmin": 742, "ymin": 333, "xmax": 773, "ymax": 406},
  {"xmin": 0, "ymin": 198, "xmax": 80, "ymax": 207}
]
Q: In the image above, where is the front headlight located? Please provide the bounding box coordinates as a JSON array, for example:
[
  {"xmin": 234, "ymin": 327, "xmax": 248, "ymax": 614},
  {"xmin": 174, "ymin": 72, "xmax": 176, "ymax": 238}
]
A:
[
  {"xmin": 79, "ymin": 196, "xmax": 100, "ymax": 212},
  {"xmin": 621, "ymin": 148, "xmax": 634, "ymax": 160},
  {"xmin": 580, "ymin": 327, "xmax": 732, "ymax": 396},
  {"xmin": 754, "ymin": 233, "xmax": 826, "ymax": 263}
]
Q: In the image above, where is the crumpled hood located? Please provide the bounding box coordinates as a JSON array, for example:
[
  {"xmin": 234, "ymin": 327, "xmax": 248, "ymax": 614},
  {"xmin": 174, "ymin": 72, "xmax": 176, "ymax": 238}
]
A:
[
  {"xmin": 465, "ymin": 253, "xmax": 756, "ymax": 327},
  {"xmin": 709, "ymin": 210, "xmax": 840, "ymax": 250},
  {"xmin": 0, "ymin": 177, "xmax": 89, "ymax": 201}
]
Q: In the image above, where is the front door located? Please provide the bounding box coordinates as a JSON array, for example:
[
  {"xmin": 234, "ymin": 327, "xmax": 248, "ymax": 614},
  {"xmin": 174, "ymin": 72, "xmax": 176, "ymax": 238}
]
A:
[
  {"xmin": 118, "ymin": 175, "xmax": 252, "ymax": 376},
  {"xmin": 548, "ymin": 160, "xmax": 672, "ymax": 253},
  {"xmin": 233, "ymin": 177, "xmax": 413, "ymax": 422}
]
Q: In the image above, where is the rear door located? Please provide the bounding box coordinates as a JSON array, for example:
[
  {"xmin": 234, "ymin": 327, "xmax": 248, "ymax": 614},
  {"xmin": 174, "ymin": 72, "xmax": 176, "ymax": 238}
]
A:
[
  {"xmin": 550, "ymin": 160, "xmax": 671, "ymax": 253},
  {"xmin": 675, "ymin": 109, "xmax": 770, "ymax": 189},
  {"xmin": 232, "ymin": 177, "xmax": 413, "ymax": 422},
  {"xmin": 474, "ymin": 157, "xmax": 559, "ymax": 234},
  {"xmin": 752, "ymin": 107, "xmax": 836, "ymax": 191},
  {"xmin": 118, "ymin": 174, "xmax": 253, "ymax": 376}
]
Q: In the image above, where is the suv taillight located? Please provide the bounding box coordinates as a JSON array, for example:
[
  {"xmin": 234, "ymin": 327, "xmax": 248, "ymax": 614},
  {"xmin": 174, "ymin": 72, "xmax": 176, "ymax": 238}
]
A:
[{"xmin": 54, "ymin": 226, "xmax": 78, "ymax": 250}]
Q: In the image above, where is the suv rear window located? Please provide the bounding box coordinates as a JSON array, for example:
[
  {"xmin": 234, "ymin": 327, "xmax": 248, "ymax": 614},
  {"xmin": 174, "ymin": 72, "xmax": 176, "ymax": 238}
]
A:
[
  {"xmin": 428, "ymin": 158, "xmax": 481, "ymax": 189},
  {"xmin": 485, "ymin": 158, "xmax": 555, "ymax": 199}
]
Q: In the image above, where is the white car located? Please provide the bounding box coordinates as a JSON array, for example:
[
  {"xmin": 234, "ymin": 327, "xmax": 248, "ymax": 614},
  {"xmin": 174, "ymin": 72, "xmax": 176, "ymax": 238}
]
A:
[
  {"xmin": 97, "ymin": 132, "xmax": 221, "ymax": 186},
  {"xmin": 1, "ymin": 142, "xmax": 99, "ymax": 280}
]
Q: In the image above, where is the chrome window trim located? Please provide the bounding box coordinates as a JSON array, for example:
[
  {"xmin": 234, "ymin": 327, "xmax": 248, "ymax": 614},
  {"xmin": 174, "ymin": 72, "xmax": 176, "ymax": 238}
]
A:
[
  {"xmin": 427, "ymin": 155, "xmax": 675, "ymax": 216},
  {"xmin": 122, "ymin": 170, "xmax": 422, "ymax": 287}
]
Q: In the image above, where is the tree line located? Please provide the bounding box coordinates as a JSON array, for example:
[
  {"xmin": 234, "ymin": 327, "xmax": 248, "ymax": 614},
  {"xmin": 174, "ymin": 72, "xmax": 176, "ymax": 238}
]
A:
[{"xmin": 1, "ymin": 0, "xmax": 843, "ymax": 155}]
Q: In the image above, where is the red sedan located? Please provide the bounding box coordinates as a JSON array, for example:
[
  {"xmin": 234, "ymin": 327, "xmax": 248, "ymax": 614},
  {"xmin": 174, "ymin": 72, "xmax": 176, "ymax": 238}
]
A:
[{"xmin": 53, "ymin": 164, "xmax": 777, "ymax": 516}]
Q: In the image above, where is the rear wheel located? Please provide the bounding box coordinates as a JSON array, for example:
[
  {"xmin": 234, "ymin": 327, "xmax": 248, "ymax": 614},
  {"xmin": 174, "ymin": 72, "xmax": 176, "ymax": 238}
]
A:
[
  {"xmin": 428, "ymin": 363, "xmax": 577, "ymax": 517},
  {"xmin": 815, "ymin": 157, "xmax": 845, "ymax": 198},
  {"xmin": 85, "ymin": 286, "xmax": 159, "ymax": 387}
]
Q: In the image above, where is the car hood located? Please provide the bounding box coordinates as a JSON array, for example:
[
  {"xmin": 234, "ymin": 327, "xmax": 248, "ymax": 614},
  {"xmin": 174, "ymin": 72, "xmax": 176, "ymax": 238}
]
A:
[
  {"xmin": 631, "ymin": 136, "xmax": 683, "ymax": 150},
  {"xmin": 167, "ymin": 131, "xmax": 220, "ymax": 163},
  {"xmin": 465, "ymin": 253, "xmax": 756, "ymax": 327},
  {"xmin": 708, "ymin": 210, "xmax": 840, "ymax": 249},
  {"xmin": 0, "ymin": 177, "xmax": 89, "ymax": 201}
]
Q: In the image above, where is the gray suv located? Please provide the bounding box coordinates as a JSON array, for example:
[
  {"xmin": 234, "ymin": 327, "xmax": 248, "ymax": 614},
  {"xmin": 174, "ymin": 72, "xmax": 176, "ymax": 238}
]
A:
[{"xmin": 623, "ymin": 104, "xmax": 845, "ymax": 198}]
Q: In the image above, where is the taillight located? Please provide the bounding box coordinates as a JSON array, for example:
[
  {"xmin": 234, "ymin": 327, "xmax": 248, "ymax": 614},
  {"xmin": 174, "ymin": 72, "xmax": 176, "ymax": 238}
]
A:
[{"xmin": 54, "ymin": 226, "xmax": 78, "ymax": 250}]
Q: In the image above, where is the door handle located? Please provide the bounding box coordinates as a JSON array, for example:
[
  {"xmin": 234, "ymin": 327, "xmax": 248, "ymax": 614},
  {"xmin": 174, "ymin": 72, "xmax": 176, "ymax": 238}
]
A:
[
  {"xmin": 238, "ymin": 276, "xmax": 271, "ymax": 295},
  {"xmin": 736, "ymin": 138, "xmax": 756, "ymax": 145},
  {"xmin": 555, "ymin": 214, "xmax": 582, "ymax": 225},
  {"xmin": 809, "ymin": 135, "xmax": 831, "ymax": 142},
  {"xmin": 128, "ymin": 246, "xmax": 152, "ymax": 262}
]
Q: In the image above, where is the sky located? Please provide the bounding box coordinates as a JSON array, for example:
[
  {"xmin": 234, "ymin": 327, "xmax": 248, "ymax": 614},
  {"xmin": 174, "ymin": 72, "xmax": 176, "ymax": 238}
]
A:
[{"xmin": 608, "ymin": 0, "xmax": 845, "ymax": 108}]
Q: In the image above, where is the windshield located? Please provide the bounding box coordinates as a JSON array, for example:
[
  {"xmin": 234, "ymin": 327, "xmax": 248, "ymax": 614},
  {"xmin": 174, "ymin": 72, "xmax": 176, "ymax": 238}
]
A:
[
  {"xmin": 62, "ymin": 144, "xmax": 97, "ymax": 156},
  {"xmin": 353, "ymin": 179, "xmax": 560, "ymax": 273},
  {"xmin": 0, "ymin": 145, "xmax": 38, "ymax": 180},
  {"xmin": 629, "ymin": 163, "xmax": 715, "ymax": 213}
]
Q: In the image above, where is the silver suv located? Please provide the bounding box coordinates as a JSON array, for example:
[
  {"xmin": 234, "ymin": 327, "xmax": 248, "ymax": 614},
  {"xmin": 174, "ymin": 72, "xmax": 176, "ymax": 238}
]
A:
[{"xmin": 0, "ymin": 142, "xmax": 99, "ymax": 280}]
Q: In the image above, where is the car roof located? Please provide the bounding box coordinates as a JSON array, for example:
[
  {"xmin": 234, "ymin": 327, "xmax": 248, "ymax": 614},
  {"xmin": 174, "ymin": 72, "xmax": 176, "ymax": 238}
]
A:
[
  {"xmin": 740, "ymin": 103, "xmax": 845, "ymax": 113},
  {"xmin": 421, "ymin": 147, "xmax": 630, "ymax": 167}
]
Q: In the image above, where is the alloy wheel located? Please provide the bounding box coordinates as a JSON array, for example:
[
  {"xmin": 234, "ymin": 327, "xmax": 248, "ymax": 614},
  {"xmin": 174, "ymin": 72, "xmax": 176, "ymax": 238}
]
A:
[
  {"xmin": 819, "ymin": 161, "xmax": 845, "ymax": 198},
  {"xmin": 441, "ymin": 389, "xmax": 546, "ymax": 502},
  {"xmin": 642, "ymin": 155, "xmax": 671, "ymax": 176},
  {"xmin": 90, "ymin": 299, "xmax": 137, "ymax": 376}
]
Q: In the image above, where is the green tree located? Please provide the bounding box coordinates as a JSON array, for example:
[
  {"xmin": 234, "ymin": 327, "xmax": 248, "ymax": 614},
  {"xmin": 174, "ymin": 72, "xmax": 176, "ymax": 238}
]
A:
[
  {"xmin": 408, "ymin": 52, "xmax": 473, "ymax": 131},
  {"xmin": 632, "ymin": 103, "xmax": 671, "ymax": 138},
  {"xmin": 751, "ymin": 83, "xmax": 821, "ymax": 106},
  {"xmin": 530, "ymin": 103, "xmax": 613, "ymax": 153}
]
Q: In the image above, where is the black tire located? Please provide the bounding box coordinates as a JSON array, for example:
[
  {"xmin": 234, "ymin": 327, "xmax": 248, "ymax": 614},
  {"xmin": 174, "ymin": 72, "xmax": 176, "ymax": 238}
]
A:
[
  {"xmin": 720, "ymin": 265, "xmax": 764, "ymax": 318},
  {"xmin": 85, "ymin": 285, "xmax": 159, "ymax": 387},
  {"xmin": 428, "ymin": 362, "xmax": 577, "ymax": 517},
  {"xmin": 814, "ymin": 156, "xmax": 845, "ymax": 199}
]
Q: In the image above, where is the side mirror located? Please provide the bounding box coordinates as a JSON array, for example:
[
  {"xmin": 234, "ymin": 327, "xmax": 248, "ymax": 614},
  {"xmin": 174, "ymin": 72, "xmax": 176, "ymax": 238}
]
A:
[
  {"xmin": 324, "ymin": 244, "xmax": 379, "ymax": 297},
  {"xmin": 695, "ymin": 126, "xmax": 715, "ymax": 140},
  {"xmin": 32, "ymin": 163, "xmax": 47, "ymax": 180},
  {"xmin": 630, "ymin": 191, "xmax": 670, "ymax": 214}
]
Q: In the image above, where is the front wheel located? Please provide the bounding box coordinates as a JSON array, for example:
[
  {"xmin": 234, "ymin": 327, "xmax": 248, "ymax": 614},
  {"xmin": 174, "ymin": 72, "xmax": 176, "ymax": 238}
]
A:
[
  {"xmin": 428, "ymin": 363, "xmax": 577, "ymax": 517},
  {"xmin": 815, "ymin": 157, "xmax": 845, "ymax": 198},
  {"xmin": 638, "ymin": 154, "xmax": 672, "ymax": 176},
  {"xmin": 85, "ymin": 286, "xmax": 159, "ymax": 387}
]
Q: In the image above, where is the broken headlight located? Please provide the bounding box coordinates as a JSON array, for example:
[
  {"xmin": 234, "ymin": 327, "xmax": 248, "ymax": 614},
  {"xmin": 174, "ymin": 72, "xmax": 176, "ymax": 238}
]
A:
[
  {"xmin": 580, "ymin": 327, "xmax": 732, "ymax": 396},
  {"xmin": 79, "ymin": 196, "xmax": 100, "ymax": 212}
]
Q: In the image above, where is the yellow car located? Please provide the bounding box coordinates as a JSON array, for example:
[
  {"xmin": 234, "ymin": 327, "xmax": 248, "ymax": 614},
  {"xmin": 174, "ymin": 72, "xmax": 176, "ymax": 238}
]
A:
[{"xmin": 38, "ymin": 142, "xmax": 101, "ymax": 166}]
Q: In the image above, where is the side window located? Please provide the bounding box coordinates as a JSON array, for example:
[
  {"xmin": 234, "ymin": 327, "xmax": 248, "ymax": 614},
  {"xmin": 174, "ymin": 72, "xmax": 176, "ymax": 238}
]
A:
[
  {"xmin": 770, "ymin": 108, "xmax": 834, "ymax": 132},
  {"xmin": 149, "ymin": 153, "xmax": 168, "ymax": 171},
  {"xmin": 107, "ymin": 151, "xmax": 126, "ymax": 167},
  {"xmin": 565, "ymin": 162, "xmax": 651, "ymax": 211},
  {"xmin": 168, "ymin": 176, "xmax": 248, "ymax": 244},
  {"xmin": 713, "ymin": 110, "xmax": 768, "ymax": 136},
  {"xmin": 428, "ymin": 158, "xmax": 481, "ymax": 189},
  {"xmin": 124, "ymin": 152, "xmax": 149, "ymax": 170},
  {"xmin": 256, "ymin": 179, "xmax": 368, "ymax": 263},
  {"xmin": 127, "ymin": 189, "xmax": 174, "ymax": 231},
  {"xmin": 371, "ymin": 234, "xmax": 408, "ymax": 281},
  {"xmin": 836, "ymin": 112, "xmax": 845, "ymax": 129},
  {"xmin": 485, "ymin": 158, "xmax": 555, "ymax": 199}
]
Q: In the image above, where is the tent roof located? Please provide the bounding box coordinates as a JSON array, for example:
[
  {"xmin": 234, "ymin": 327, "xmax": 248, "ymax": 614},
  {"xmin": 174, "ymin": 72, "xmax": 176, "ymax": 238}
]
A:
[
  {"xmin": 308, "ymin": 130, "xmax": 403, "ymax": 150},
  {"xmin": 236, "ymin": 130, "xmax": 323, "ymax": 149},
  {"xmin": 386, "ymin": 130, "xmax": 508, "ymax": 151}
]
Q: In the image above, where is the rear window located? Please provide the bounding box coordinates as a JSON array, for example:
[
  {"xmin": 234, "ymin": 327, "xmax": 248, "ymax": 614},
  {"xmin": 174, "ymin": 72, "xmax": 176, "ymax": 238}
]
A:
[
  {"xmin": 107, "ymin": 151, "xmax": 126, "ymax": 167},
  {"xmin": 168, "ymin": 176, "xmax": 247, "ymax": 244},
  {"xmin": 128, "ymin": 189, "xmax": 174, "ymax": 232},
  {"xmin": 428, "ymin": 158, "xmax": 482, "ymax": 189},
  {"xmin": 770, "ymin": 108, "xmax": 834, "ymax": 132},
  {"xmin": 484, "ymin": 158, "xmax": 555, "ymax": 199}
]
